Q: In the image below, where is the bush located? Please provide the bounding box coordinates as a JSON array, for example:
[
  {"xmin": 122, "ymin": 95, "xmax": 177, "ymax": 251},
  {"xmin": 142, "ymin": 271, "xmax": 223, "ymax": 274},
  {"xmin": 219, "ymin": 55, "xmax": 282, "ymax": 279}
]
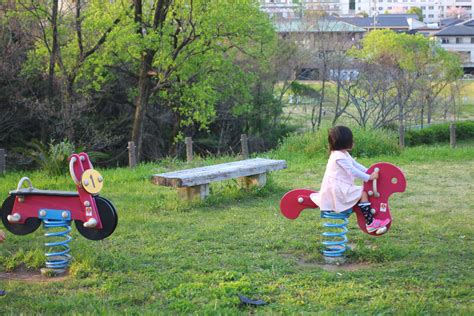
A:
[
  {"xmin": 21, "ymin": 139, "xmax": 75, "ymax": 176},
  {"xmin": 276, "ymin": 126, "xmax": 401, "ymax": 160},
  {"xmin": 405, "ymin": 121, "xmax": 474, "ymax": 146}
]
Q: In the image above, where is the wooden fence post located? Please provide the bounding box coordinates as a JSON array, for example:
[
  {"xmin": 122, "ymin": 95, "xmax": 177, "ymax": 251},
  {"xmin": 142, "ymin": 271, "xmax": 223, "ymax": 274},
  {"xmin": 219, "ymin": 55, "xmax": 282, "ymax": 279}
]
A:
[
  {"xmin": 240, "ymin": 134, "xmax": 249, "ymax": 160},
  {"xmin": 0, "ymin": 149, "xmax": 5, "ymax": 174},
  {"xmin": 128, "ymin": 141, "xmax": 137, "ymax": 168},
  {"xmin": 399, "ymin": 125, "xmax": 405, "ymax": 148},
  {"xmin": 185, "ymin": 137, "xmax": 193, "ymax": 162},
  {"xmin": 450, "ymin": 123, "xmax": 456, "ymax": 148}
]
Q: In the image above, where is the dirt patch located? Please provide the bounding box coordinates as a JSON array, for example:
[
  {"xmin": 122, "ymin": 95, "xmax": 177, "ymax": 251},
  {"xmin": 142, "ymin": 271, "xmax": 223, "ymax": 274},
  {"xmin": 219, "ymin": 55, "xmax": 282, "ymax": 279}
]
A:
[
  {"xmin": 0, "ymin": 267, "xmax": 68, "ymax": 283},
  {"xmin": 297, "ymin": 258, "xmax": 372, "ymax": 272}
]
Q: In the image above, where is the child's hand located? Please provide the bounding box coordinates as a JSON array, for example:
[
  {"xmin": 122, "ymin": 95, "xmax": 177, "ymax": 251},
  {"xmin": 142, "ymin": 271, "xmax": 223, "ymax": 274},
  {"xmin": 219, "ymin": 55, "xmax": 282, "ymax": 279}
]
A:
[
  {"xmin": 0, "ymin": 230, "xmax": 5, "ymax": 242},
  {"xmin": 369, "ymin": 170, "xmax": 379, "ymax": 181}
]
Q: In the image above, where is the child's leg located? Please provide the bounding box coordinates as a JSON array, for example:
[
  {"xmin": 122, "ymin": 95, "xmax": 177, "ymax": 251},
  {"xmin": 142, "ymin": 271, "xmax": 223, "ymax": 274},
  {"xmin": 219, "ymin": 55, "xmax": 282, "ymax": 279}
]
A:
[
  {"xmin": 358, "ymin": 191, "xmax": 373, "ymax": 225},
  {"xmin": 358, "ymin": 191, "xmax": 390, "ymax": 233}
]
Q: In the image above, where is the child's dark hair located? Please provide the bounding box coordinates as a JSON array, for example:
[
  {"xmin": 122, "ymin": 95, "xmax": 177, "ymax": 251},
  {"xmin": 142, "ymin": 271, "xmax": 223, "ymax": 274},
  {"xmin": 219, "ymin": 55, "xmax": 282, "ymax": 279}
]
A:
[{"xmin": 328, "ymin": 126, "xmax": 353, "ymax": 151}]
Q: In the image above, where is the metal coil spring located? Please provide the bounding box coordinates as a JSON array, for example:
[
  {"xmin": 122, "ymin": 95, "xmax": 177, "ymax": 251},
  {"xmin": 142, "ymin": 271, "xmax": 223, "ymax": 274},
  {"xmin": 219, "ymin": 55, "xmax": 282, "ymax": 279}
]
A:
[
  {"xmin": 43, "ymin": 219, "xmax": 72, "ymax": 270},
  {"xmin": 320, "ymin": 209, "xmax": 352, "ymax": 257}
]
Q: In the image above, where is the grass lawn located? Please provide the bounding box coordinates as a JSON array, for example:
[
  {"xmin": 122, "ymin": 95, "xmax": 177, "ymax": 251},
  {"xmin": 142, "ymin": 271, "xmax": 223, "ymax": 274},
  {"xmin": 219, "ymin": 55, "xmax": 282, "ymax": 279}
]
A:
[{"xmin": 0, "ymin": 143, "xmax": 473, "ymax": 314}]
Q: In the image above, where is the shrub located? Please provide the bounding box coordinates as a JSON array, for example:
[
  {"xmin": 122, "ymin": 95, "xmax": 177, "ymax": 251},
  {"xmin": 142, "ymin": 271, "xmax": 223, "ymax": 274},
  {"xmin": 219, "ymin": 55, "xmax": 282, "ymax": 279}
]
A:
[
  {"xmin": 21, "ymin": 139, "xmax": 75, "ymax": 176},
  {"xmin": 405, "ymin": 121, "xmax": 474, "ymax": 146},
  {"xmin": 277, "ymin": 126, "xmax": 401, "ymax": 160}
]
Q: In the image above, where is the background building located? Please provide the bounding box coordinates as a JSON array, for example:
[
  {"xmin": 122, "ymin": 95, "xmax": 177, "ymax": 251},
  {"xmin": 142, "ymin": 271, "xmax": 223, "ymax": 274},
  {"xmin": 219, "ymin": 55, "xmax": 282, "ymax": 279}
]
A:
[{"xmin": 260, "ymin": 0, "xmax": 474, "ymax": 23}]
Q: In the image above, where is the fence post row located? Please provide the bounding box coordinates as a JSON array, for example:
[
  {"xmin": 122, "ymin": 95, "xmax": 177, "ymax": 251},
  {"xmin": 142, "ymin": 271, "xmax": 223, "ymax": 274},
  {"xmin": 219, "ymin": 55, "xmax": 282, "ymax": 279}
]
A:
[
  {"xmin": 240, "ymin": 134, "xmax": 249, "ymax": 160},
  {"xmin": 128, "ymin": 141, "xmax": 137, "ymax": 168},
  {"xmin": 0, "ymin": 149, "xmax": 5, "ymax": 174},
  {"xmin": 185, "ymin": 137, "xmax": 193, "ymax": 163}
]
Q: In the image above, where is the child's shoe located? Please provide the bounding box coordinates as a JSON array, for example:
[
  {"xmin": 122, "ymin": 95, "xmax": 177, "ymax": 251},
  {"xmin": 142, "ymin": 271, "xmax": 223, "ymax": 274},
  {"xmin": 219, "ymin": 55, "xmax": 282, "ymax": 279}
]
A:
[{"xmin": 366, "ymin": 218, "xmax": 390, "ymax": 233}]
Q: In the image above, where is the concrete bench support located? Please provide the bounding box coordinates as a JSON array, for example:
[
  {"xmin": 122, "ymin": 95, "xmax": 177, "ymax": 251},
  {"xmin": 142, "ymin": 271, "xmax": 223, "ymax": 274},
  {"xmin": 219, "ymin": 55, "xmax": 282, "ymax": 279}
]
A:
[
  {"xmin": 177, "ymin": 184, "xmax": 210, "ymax": 201},
  {"xmin": 237, "ymin": 173, "xmax": 267, "ymax": 189}
]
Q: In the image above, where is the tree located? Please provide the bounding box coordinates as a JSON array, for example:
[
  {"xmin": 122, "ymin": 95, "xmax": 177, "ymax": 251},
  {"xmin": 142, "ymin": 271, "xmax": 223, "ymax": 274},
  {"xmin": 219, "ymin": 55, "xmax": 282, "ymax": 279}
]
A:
[
  {"xmin": 95, "ymin": 0, "xmax": 275, "ymax": 160},
  {"xmin": 348, "ymin": 30, "xmax": 462, "ymax": 142},
  {"xmin": 407, "ymin": 7, "xmax": 423, "ymax": 22},
  {"xmin": 11, "ymin": 0, "xmax": 123, "ymax": 143}
]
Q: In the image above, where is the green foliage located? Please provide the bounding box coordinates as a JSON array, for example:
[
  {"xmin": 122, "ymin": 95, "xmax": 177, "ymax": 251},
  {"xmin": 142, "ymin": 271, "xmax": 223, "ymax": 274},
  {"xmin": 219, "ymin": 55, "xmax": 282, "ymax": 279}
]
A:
[
  {"xmin": 405, "ymin": 121, "xmax": 474, "ymax": 146},
  {"xmin": 407, "ymin": 7, "xmax": 424, "ymax": 21},
  {"xmin": 350, "ymin": 29, "xmax": 462, "ymax": 78},
  {"xmin": 276, "ymin": 127, "xmax": 401, "ymax": 160},
  {"xmin": 20, "ymin": 139, "xmax": 76, "ymax": 176}
]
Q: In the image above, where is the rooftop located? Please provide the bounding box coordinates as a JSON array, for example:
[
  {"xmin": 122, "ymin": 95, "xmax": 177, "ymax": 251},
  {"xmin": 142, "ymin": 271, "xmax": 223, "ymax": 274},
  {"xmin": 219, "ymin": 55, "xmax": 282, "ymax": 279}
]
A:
[
  {"xmin": 435, "ymin": 19, "xmax": 474, "ymax": 36},
  {"xmin": 338, "ymin": 16, "xmax": 409, "ymax": 29},
  {"xmin": 275, "ymin": 19, "xmax": 366, "ymax": 33}
]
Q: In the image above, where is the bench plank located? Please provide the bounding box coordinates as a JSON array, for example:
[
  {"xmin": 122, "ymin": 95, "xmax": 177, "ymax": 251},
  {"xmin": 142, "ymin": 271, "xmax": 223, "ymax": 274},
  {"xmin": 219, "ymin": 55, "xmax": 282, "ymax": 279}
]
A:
[{"xmin": 151, "ymin": 158, "xmax": 287, "ymax": 188}]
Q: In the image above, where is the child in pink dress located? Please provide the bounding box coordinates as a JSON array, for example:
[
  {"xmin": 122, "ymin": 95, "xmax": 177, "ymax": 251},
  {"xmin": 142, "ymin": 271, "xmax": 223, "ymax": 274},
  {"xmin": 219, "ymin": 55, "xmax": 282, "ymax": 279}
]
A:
[{"xmin": 310, "ymin": 126, "xmax": 390, "ymax": 233}]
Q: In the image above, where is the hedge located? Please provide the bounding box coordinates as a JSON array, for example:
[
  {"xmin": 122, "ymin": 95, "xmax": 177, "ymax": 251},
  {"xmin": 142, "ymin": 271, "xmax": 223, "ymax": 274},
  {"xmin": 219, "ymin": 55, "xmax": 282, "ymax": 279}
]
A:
[{"xmin": 405, "ymin": 121, "xmax": 474, "ymax": 146}]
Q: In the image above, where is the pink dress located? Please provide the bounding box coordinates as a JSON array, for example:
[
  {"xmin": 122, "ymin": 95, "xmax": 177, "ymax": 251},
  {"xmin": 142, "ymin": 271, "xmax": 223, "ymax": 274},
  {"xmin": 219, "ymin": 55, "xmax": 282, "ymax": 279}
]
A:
[{"xmin": 310, "ymin": 150, "xmax": 370, "ymax": 213}]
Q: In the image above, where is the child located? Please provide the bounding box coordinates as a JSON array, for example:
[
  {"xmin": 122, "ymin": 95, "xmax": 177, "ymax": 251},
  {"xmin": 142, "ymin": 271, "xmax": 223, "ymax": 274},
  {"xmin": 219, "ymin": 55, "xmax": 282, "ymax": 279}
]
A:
[{"xmin": 310, "ymin": 125, "xmax": 390, "ymax": 233}]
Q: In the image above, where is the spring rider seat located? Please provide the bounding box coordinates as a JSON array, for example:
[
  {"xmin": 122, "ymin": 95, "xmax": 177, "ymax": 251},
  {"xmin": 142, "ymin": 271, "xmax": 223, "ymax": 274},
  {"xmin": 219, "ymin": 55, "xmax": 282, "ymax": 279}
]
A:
[
  {"xmin": 280, "ymin": 162, "xmax": 406, "ymax": 259},
  {"xmin": 0, "ymin": 152, "xmax": 118, "ymax": 275}
]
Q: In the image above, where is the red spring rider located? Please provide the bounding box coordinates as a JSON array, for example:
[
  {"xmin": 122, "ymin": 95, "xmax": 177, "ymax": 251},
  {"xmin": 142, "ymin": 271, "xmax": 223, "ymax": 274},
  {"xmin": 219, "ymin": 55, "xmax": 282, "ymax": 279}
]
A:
[
  {"xmin": 1, "ymin": 152, "xmax": 118, "ymax": 273},
  {"xmin": 1, "ymin": 152, "xmax": 118, "ymax": 240},
  {"xmin": 280, "ymin": 162, "xmax": 406, "ymax": 257}
]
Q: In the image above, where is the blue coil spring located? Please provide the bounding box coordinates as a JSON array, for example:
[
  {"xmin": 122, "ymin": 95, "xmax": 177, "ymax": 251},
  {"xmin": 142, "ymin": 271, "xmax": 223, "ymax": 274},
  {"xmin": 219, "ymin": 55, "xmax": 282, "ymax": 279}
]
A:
[
  {"xmin": 320, "ymin": 209, "xmax": 352, "ymax": 257},
  {"xmin": 43, "ymin": 219, "xmax": 72, "ymax": 270}
]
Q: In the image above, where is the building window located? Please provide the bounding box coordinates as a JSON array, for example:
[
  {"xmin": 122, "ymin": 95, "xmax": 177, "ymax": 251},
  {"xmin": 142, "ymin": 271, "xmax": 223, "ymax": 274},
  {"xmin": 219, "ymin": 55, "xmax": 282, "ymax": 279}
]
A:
[
  {"xmin": 387, "ymin": 6, "xmax": 392, "ymax": 10},
  {"xmin": 421, "ymin": 6, "xmax": 426, "ymax": 9},
  {"xmin": 350, "ymin": 0, "xmax": 355, "ymax": 10},
  {"xmin": 471, "ymin": 37, "xmax": 474, "ymax": 44},
  {"xmin": 441, "ymin": 38, "xmax": 449, "ymax": 44},
  {"xmin": 428, "ymin": 6, "xmax": 434, "ymax": 9},
  {"xmin": 428, "ymin": 14, "xmax": 434, "ymax": 18},
  {"xmin": 456, "ymin": 37, "xmax": 462, "ymax": 44}
]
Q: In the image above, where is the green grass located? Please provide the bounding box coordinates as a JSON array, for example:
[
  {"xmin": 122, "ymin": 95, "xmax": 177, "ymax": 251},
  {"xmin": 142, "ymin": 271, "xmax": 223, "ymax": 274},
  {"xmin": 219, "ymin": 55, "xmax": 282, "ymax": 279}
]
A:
[{"xmin": 0, "ymin": 142, "xmax": 473, "ymax": 314}]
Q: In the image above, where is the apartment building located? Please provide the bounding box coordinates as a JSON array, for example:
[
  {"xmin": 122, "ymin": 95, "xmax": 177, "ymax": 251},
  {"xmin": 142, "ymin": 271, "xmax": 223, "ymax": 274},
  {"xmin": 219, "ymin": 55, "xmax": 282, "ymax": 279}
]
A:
[{"xmin": 260, "ymin": 0, "xmax": 474, "ymax": 23}]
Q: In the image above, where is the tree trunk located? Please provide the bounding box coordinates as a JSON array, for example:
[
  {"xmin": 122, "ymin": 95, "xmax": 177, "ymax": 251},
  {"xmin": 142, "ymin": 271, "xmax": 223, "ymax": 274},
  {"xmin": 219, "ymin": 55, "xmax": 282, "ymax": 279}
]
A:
[
  {"xmin": 317, "ymin": 66, "xmax": 326, "ymax": 130},
  {"xmin": 47, "ymin": 0, "xmax": 59, "ymax": 102},
  {"xmin": 332, "ymin": 78, "xmax": 342, "ymax": 126},
  {"xmin": 398, "ymin": 102, "xmax": 405, "ymax": 148},
  {"xmin": 131, "ymin": 51, "xmax": 154, "ymax": 161}
]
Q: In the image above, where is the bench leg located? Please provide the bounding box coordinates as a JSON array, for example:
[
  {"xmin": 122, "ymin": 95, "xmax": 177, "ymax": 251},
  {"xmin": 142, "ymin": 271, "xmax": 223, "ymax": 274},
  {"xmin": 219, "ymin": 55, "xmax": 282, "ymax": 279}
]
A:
[
  {"xmin": 237, "ymin": 173, "xmax": 267, "ymax": 189},
  {"xmin": 177, "ymin": 184, "xmax": 210, "ymax": 201}
]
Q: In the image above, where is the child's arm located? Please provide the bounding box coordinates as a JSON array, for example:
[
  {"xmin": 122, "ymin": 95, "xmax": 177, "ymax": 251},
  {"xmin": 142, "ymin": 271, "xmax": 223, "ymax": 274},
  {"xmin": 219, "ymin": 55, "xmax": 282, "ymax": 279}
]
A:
[
  {"xmin": 337, "ymin": 158, "xmax": 370, "ymax": 182},
  {"xmin": 352, "ymin": 159, "xmax": 368, "ymax": 173},
  {"xmin": 0, "ymin": 230, "xmax": 5, "ymax": 242}
]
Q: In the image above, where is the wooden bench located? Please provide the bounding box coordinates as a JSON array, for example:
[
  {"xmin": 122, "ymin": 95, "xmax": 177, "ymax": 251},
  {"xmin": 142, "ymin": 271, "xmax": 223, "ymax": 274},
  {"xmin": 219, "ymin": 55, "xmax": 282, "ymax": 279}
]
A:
[{"xmin": 151, "ymin": 158, "xmax": 287, "ymax": 200}]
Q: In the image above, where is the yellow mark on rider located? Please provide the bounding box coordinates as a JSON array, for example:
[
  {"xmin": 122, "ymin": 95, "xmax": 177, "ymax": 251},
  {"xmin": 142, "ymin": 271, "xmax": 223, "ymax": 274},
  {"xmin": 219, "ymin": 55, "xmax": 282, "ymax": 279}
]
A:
[{"xmin": 81, "ymin": 169, "xmax": 104, "ymax": 195}]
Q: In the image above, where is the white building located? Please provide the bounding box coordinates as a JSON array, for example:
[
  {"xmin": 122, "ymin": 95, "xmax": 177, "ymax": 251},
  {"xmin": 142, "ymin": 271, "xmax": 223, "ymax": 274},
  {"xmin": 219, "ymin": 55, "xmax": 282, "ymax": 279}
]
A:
[
  {"xmin": 434, "ymin": 19, "xmax": 474, "ymax": 70},
  {"xmin": 260, "ymin": 0, "xmax": 474, "ymax": 23}
]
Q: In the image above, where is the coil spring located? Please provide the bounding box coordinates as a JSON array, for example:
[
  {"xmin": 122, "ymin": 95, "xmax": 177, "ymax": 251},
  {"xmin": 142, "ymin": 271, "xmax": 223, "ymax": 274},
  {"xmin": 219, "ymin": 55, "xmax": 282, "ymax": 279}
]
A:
[
  {"xmin": 320, "ymin": 209, "xmax": 352, "ymax": 257},
  {"xmin": 43, "ymin": 219, "xmax": 72, "ymax": 270}
]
